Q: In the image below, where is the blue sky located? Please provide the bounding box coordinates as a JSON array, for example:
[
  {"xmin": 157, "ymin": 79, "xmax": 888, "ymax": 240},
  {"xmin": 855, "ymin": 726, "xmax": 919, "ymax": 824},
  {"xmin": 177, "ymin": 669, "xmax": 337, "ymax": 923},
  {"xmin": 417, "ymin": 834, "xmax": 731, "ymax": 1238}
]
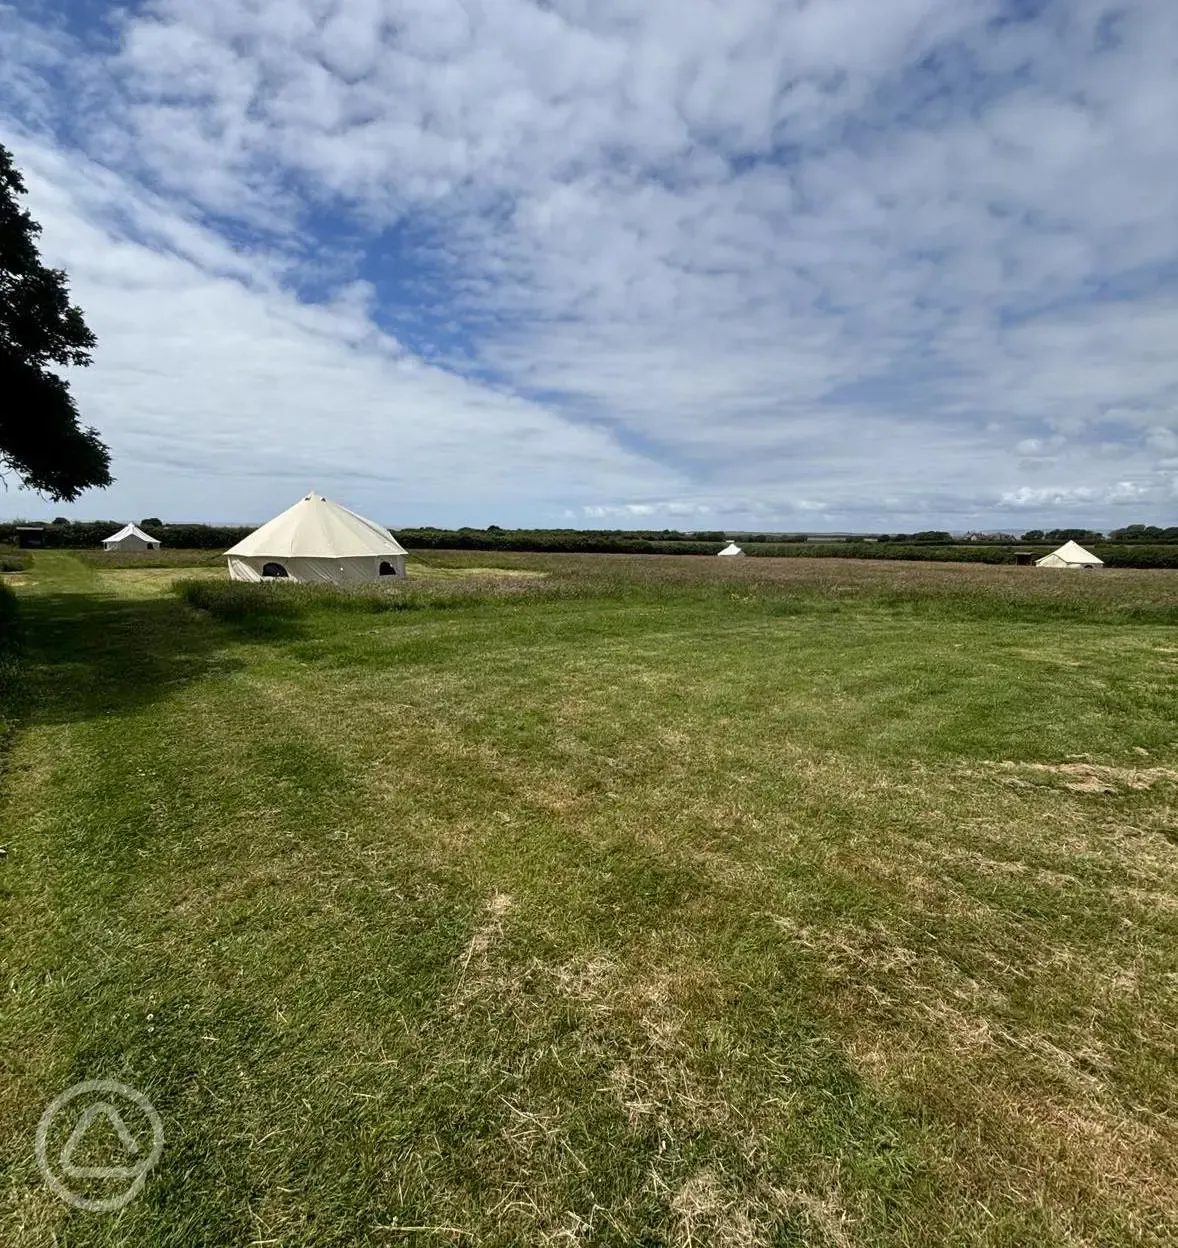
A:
[{"xmin": 2, "ymin": 0, "xmax": 1177, "ymax": 530}]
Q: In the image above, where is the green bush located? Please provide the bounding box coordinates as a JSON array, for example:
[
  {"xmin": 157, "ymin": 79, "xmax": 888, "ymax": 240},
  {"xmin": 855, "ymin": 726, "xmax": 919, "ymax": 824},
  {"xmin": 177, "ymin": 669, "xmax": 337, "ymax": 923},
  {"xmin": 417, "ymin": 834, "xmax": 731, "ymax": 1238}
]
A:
[
  {"xmin": 0, "ymin": 581, "xmax": 20, "ymax": 648},
  {"xmin": 0, "ymin": 582, "xmax": 23, "ymax": 751},
  {"xmin": 176, "ymin": 580, "xmax": 313, "ymax": 620},
  {"xmin": 1096, "ymin": 545, "xmax": 1178, "ymax": 569},
  {"xmin": 0, "ymin": 547, "xmax": 30, "ymax": 573}
]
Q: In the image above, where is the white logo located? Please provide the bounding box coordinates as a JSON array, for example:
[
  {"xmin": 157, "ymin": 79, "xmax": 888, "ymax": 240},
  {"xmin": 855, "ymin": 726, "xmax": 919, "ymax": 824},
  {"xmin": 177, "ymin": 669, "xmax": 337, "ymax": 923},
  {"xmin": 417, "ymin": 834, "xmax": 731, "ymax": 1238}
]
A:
[{"xmin": 35, "ymin": 1080, "xmax": 164, "ymax": 1212}]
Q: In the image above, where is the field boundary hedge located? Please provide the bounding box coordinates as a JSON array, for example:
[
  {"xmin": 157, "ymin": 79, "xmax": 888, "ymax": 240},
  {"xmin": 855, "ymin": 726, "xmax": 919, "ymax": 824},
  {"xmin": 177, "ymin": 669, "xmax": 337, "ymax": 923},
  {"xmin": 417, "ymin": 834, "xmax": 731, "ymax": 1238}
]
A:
[
  {"xmin": 3, "ymin": 523, "xmax": 1177, "ymax": 567},
  {"xmin": 737, "ymin": 542, "xmax": 1178, "ymax": 568}
]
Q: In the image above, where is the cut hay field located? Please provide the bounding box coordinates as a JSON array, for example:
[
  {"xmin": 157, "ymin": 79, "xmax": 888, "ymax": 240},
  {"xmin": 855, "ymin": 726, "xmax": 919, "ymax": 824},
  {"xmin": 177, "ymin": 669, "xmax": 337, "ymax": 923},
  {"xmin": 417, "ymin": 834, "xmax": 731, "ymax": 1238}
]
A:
[
  {"xmin": 71, "ymin": 547, "xmax": 228, "ymax": 570},
  {"xmin": 1, "ymin": 551, "xmax": 1176, "ymax": 1247}
]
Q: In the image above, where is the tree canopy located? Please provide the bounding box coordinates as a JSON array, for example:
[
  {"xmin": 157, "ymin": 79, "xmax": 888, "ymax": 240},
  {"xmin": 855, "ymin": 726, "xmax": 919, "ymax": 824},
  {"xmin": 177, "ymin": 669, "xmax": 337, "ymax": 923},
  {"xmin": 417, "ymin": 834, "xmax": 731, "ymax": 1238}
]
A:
[{"xmin": 0, "ymin": 143, "xmax": 111, "ymax": 500}]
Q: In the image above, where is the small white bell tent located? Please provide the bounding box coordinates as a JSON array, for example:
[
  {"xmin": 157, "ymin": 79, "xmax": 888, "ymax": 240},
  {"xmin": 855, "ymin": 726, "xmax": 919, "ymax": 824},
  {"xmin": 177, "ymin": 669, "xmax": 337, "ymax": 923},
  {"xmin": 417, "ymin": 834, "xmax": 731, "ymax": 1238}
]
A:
[
  {"xmin": 225, "ymin": 493, "xmax": 408, "ymax": 584},
  {"xmin": 102, "ymin": 523, "xmax": 161, "ymax": 551},
  {"xmin": 717, "ymin": 541, "xmax": 745, "ymax": 557},
  {"xmin": 1034, "ymin": 540, "xmax": 1103, "ymax": 569}
]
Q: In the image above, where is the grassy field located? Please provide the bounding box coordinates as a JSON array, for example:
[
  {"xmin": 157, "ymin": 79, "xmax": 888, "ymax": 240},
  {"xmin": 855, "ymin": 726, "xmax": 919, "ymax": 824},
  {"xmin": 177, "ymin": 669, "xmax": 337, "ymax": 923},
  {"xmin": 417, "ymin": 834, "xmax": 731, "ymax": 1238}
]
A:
[
  {"xmin": 1, "ymin": 551, "xmax": 1176, "ymax": 1246},
  {"xmin": 70, "ymin": 547, "xmax": 228, "ymax": 569}
]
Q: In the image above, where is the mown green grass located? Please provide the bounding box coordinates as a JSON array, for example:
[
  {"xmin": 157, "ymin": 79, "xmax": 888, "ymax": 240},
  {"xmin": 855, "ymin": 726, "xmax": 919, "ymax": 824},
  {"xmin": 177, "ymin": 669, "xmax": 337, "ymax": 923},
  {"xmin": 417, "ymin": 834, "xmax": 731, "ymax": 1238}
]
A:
[{"xmin": 1, "ymin": 551, "xmax": 1176, "ymax": 1246}]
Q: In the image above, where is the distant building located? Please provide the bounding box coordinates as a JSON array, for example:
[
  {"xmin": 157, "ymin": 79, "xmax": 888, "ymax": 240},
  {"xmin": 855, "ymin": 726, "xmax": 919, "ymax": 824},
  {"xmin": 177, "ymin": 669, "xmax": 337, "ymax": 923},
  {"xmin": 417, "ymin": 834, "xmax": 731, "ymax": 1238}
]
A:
[{"xmin": 16, "ymin": 526, "xmax": 45, "ymax": 549}]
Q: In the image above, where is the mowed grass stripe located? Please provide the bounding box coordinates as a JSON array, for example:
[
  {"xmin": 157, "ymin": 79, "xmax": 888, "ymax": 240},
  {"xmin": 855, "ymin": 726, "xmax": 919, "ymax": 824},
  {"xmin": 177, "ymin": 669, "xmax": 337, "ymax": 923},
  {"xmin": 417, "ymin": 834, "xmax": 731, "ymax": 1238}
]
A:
[{"xmin": 0, "ymin": 552, "xmax": 1175, "ymax": 1246}]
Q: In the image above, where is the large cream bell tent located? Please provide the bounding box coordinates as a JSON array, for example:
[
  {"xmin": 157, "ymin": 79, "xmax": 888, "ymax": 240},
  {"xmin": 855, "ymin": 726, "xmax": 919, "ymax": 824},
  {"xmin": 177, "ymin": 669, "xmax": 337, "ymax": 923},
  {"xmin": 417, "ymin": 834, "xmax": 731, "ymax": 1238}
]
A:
[
  {"xmin": 102, "ymin": 523, "xmax": 161, "ymax": 551},
  {"xmin": 1034, "ymin": 540, "xmax": 1104, "ymax": 570},
  {"xmin": 225, "ymin": 492, "xmax": 408, "ymax": 584},
  {"xmin": 717, "ymin": 541, "xmax": 746, "ymax": 557}
]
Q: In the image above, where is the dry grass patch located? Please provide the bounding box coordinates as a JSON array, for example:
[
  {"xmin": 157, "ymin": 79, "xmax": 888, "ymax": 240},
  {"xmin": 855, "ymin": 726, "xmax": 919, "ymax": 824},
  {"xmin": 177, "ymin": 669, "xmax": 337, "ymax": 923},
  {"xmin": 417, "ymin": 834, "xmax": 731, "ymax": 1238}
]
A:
[
  {"xmin": 666, "ymin": 1170, "xmax": 763, "ymax": 1248},
  {"xmin": 773, "ymin": 852, "xmax": 1178, "ymax": 1240},
  {"xmin": 453, "ymin": 892, "xmax": 515, "ymax": 1002},
  {"xmin": 990, "ymin": 759, "xmax": 1178, "ymax": 794}
]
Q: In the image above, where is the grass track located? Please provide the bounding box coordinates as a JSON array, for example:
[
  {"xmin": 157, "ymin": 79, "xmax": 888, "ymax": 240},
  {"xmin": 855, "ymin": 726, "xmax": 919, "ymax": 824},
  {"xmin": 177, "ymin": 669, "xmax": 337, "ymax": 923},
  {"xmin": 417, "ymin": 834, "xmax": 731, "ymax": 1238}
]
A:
[{"xmin": 1, "ymin": 552, "xmax": 1176, "ymax": 1246}]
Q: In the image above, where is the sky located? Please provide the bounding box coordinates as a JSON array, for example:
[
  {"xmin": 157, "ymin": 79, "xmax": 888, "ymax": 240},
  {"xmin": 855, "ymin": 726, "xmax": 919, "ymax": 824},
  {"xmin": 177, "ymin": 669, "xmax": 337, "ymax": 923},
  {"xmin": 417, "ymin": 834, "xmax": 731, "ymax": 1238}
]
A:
[{"xmin": 2, "ymin": 0, "xmax": 1177, "ymax": 531}]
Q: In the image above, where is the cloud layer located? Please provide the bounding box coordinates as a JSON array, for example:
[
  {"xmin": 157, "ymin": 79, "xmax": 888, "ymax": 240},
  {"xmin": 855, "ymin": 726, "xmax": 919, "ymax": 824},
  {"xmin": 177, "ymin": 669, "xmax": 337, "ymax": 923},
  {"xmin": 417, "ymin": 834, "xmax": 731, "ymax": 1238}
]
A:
[{"xmin": 2, "ymin": 0, "xmax": 1177, "ymax": 528}]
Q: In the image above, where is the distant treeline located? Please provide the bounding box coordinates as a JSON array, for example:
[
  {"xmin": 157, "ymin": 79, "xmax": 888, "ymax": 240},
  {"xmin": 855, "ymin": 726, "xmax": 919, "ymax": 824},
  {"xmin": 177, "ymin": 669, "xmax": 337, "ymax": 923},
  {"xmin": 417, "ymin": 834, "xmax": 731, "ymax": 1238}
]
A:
[
  {"xmin": 3, "ymin": 520, "xmax": 1177, "ymax": 565},
  {"xmin": 738, "ymin": 542, "xmax": 1178, "ymax": 568},
  {"xmin": 0, "ymin": 520, "xmax": 731, "ymax": 555},
  {"xmin": 0, "ymin": 520, "xmax": 254, "ymax": 549},
  {"xmin": 875, "ymin": 527, "xmax": 1178, "ymax": 543},
  {"xmin": 398, "ymin": 527, "xmax": 725, "ymax": 554}
]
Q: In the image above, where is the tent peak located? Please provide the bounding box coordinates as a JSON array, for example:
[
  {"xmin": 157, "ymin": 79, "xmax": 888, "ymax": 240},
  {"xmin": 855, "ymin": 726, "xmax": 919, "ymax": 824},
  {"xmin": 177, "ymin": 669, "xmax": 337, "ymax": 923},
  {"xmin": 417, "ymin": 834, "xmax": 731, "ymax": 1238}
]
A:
[
  {"xmin": 103, "ymin": 521, "xmax": 160, "ymax": 544},
  {"xmin": 225, "ymin": 492, "xmax": 407, "ymax": 560}
]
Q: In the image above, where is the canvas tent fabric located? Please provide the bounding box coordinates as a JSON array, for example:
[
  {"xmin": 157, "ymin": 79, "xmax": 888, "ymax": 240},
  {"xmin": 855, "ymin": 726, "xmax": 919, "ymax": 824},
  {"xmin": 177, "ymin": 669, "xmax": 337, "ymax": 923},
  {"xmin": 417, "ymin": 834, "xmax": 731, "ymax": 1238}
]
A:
[
  {"xmin": 102, "ymin": 523, "xmax": 161, "ymax": 551},
  {"xmin": 225, "ymin": 492, "xmax": 408, "ymax": 583},
  {"xmin": 717, "ymin": 542, "xmax": 745, "ymax": 557},
  {"xmin": 1034, "ymin": 540, "xmax": 1104, "ymax": 569}
]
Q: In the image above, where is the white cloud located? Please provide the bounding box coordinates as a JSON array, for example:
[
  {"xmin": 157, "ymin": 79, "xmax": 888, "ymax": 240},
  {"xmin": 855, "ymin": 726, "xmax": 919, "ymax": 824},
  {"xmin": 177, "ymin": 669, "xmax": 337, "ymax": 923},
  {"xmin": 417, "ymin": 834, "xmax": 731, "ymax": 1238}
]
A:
[
  {"xmin": 0, "ymin": 131, "xmax": 681, "ymax": 523},
  {"xmin": 1000, "ymin": 481, "xmax": 1156, "ymax": 509},
  {"xmin": 1146, "ymin": 427, "xmax": 1178, "ymax": 455},
  {"xmin": 582, "ymin": 500, "xmax": 718, "ymax": 520},
  {"xmin": 3, "ymin": 0, "xmax": 1178, "ymax": 529}
]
